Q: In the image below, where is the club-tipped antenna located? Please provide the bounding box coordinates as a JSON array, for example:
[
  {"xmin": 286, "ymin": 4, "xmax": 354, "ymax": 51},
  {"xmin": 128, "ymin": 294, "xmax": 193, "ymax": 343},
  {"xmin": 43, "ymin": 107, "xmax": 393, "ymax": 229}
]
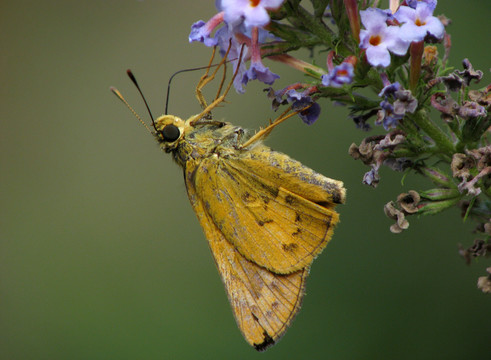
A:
[
  {"xmin": 126, "ymin": 69, "xmax": 157, "ymax": 131},
  {"xmin": 110, "ymin": 86, "xmax": 153, "ymax": 133}
]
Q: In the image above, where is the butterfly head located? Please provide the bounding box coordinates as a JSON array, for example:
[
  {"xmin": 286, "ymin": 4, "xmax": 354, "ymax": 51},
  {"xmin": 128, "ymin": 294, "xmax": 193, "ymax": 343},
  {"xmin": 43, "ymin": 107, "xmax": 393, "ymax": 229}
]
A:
[{"xmin": 153, "ymin": 115, "xmax": 189, "ymax": 152}]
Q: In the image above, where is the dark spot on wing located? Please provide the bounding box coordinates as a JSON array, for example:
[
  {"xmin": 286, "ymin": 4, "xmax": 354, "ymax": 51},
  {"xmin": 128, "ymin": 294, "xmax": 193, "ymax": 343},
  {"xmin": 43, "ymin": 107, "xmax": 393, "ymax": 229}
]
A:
[
  {"xmin": 282, "ymin": 242, "xmax": 299, "ymax": 251},
  {"xmin": 257, "ymin": 219, "xmax": 273, "ymax": 226},
  {"xmin": 285, "ymin": 195, "xmax": 295, "ymax": 205},
  {"xmin": 269, "ymin": 281, "xmax": 279, "ymax": 292},
  {"xmin": 254, "ymin": 331, "xmax": 275, "ymax": 352},
  {"xmin": 295, "ymin": 213, "xmax": 302, "ymax": 222},
  {"xmin": 242, "ymin": 191, "xmax": 254, "ymax": 203},
  {"xmin": 260, "ymin": 195, "xmax": 270, "ymax": 204},
  {"xmin": 292, "ymin": 228, "xmax": 302, "ymax": 236}
]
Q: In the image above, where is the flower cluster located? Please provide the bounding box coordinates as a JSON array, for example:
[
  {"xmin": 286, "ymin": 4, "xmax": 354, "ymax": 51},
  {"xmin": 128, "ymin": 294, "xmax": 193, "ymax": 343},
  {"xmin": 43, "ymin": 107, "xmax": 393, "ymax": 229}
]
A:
[{"xmin": 190, "ymin": 0, "xmax": 490, "ymax": 291}]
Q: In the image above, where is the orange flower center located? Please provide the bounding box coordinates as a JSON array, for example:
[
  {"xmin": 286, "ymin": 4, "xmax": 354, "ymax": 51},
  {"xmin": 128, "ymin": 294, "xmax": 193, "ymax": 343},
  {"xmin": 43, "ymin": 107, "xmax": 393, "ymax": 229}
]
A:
[
  {"xmin": 369, "ymin": 35, "xmax": 382, "ymax": 46},
  {"xmin": 249, "ymin": 0, "xmax": 260, "ymax": 7},
  {"xmin": 415, "ymin": 18, "xmax": 426, "ymax": 26}
]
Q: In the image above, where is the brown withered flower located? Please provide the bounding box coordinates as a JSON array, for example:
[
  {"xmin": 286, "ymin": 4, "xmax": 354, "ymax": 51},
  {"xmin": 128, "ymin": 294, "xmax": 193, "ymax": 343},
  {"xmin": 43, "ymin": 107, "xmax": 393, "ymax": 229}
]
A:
[
  {"xmin": 451, "ymin": 153, "xmax": 475, "ymax": 180},
  {"xmin": 458, "ymin": 101, "xmax": 487, "ymax": 119},
  {"xmin": 468, "ymin": 88, "xmax": 491, "ymax": 107},
  {"xmin": 384, "ymin": 201, "xmax": 410, "ymax": 234},
  {"xmin": 349, "ymin": 136, "xmax": 384, "ymax": 166},
  {"xmin": 423, "ymin": 45, "xmax": 438, "ymax": 66},
  {"xmin": 397, "ymin": 190, "xmax": 421, "ymax": 214},
  {"xmin": 477, "ymin": 267, "xmax": 491, "ymax": 294},
  {"xmin": 456, "ymin": 59, "xmax": 483, "ymax": 86}
]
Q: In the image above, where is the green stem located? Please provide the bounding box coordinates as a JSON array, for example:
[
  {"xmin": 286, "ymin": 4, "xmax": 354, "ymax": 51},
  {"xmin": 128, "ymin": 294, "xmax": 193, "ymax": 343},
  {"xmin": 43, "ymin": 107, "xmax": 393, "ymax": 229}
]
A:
[{"xmin": 411, "ymin": 109, "xmax": 455, "ymax": 155}]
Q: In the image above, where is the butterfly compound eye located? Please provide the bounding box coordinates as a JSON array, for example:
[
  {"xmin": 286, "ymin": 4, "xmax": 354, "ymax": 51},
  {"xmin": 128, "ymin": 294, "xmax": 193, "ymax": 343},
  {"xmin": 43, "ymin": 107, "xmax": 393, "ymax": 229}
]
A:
[{"xmin": 161, "ymin": 124, "xmax": 180, "ymax": 142}]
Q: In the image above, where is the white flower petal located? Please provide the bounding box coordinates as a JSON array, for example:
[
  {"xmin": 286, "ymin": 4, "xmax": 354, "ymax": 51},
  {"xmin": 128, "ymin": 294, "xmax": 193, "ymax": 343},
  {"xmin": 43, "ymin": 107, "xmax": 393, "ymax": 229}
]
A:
[
  {"xmin": 361, "ymin": 8, "xmax": 389, "ymax": 30},
  {"xmin": 394, "ymin": 5, "xmax": 416, "ymax": 23},
  {"xmin": 425, "ymin": 17, "xmax": 444, "ymax": 39},
  {"xmin": 366, "ymin": 45, "xmax": 391, "ymax": 67}
]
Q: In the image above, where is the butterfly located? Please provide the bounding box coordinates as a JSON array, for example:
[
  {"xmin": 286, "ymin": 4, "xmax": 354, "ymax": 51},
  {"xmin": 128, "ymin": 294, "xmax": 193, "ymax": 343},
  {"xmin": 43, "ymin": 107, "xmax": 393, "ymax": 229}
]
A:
[{"xmin": 111, "ymin": 48, "xmax": 346, "ymax": 351}]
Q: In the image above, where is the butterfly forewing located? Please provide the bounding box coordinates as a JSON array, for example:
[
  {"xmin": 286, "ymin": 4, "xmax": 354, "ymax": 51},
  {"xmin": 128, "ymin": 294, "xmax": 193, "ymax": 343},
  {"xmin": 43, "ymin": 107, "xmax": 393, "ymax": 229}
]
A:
[{"xmin": 189, "ymin": 145, "xmax": 343, "ymax": 274}]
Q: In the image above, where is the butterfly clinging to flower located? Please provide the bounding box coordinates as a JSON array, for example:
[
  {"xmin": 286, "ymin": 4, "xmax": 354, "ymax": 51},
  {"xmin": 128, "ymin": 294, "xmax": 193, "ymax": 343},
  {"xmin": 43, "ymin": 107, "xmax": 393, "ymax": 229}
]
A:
[{"xmin": 111, "ymin": 47, "xmax": 346, "ymax": 351}]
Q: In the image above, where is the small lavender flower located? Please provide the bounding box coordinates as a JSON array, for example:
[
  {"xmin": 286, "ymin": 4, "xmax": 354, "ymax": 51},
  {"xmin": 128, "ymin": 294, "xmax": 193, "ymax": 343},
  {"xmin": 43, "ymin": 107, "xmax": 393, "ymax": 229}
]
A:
[
  {"xmin": 188, "ymin": 12, "xmax": 225, "ymax": 46},
  {"xmin": 406, "ymin": 0, "xmax": 437, "ymax": 11},
  {"xmin": 321, "ymin": 63, "xmax": 354, "ymax": 88},
  {"xmin": 264, "ymin": 86, "xmax": 288, "ymax": 110},
  {"xmin": 359, "ymin": 8, "xmax": 410, "ymax": 67},
  {"xmin": 376, "ymin": 100, "xmax": 404, "ymax": 130},
  {"xmin": 394, "ymin": 3, "xmax": 444, "ymax": 42},
  {"xmin": 242, "ymin": 61, "xmax": 280, "ymax": 86},
  {"xmin": 285, "ymin": 89, "xmax": 321, "ymax": 125},
  {"xmin": 363, "ymin": 166, "xmax": 380, "ymax": 187},
  {"xmin": 241, "ymin": 26, "xmax": 279, "ymax": 87},
  {"xmin": 189, "ymin": 21, "xmax": 218, "ymax": 46},
  {"xmin": 221, "ymin": 0, "xmax": 284, "ymax": 28},
  {"xmin": 393, "ymin": 89, "xmax": 418, "ymax": 115},
  {"xmin": 378, "ymin": 81, "xmax": 402, "ymax": 98}
]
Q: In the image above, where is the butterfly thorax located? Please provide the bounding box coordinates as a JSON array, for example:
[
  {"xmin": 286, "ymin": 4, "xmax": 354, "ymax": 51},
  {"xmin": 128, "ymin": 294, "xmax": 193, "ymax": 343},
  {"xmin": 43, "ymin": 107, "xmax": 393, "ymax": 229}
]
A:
[{"xmin": 154, "ymin": 114, "xmax": 251, "ymax": 168}]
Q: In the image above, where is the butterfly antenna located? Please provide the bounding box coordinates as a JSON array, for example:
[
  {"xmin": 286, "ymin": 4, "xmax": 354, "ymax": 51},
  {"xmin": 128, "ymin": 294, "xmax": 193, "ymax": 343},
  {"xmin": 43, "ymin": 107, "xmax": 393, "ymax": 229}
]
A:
[
  {"xmin": 110, "ymin": 86, "xmax": 153, "ymax": 133},
  {"xmin": 164, "ymin": 58, "xmax": 240, "ymax": 115},
  {"xmin": 125, "ymin": 69, "xmax": 158, "ymax": 132}
]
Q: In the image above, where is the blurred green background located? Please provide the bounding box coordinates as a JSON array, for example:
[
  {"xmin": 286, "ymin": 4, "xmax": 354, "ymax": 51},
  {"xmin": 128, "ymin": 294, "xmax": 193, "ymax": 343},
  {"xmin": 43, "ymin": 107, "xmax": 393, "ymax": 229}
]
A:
[{"xmin": 1, "ymin": 1, "xmax": 490, "ymax": 359}]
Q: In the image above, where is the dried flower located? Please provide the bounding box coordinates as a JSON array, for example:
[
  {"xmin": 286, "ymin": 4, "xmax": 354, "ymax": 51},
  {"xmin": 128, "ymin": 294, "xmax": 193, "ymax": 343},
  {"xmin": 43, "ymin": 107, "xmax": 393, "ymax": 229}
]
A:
[
  {"xmin": 477, "ymin": 268, "xmax": 491, "ymax": 294},
  {"xmin": 384, "ymin": 201, "xmax": 410, "ymax": 233},
  {"xmin": 457, "ymin": 58, "xmax": 483, "ymax": 86},
  {"xmin": 397, "ymin": 190, "xmax": 421, "ymax": 214}
]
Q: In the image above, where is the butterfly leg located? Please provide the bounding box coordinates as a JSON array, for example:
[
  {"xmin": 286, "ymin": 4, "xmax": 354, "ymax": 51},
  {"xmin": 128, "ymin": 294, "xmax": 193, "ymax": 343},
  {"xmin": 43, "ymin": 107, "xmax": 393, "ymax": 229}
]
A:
[
  {"xmin": 190, "ymin": 44, "xmax": 245, "ymax": 126},
  {"xmin": 240, "ymin": 104, "xmax": 311, "ymax": 148}
]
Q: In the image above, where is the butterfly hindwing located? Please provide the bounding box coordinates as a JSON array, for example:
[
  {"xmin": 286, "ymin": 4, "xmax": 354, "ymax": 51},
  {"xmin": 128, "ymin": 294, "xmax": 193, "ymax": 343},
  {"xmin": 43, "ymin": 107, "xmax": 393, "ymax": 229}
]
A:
[{"xmin": 185, "ymin": 160, "xmax": 308, "ymax": 351}]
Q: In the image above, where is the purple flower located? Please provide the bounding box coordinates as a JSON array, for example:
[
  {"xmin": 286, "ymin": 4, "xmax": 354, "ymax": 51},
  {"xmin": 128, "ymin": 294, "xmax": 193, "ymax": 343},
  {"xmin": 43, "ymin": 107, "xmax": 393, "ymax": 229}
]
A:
[
  {"xmin": 376, "ymin": 100, "xmax": 404, "ymax": 130},
  {"xmin": 363, "ymin": 166, "xmax": 380, "ymax": 187},
  {"xmin": 188, "ymin": 12, "xmax": 225, "ymax": 47},
  {"xmin": 321, "ymin": 63, "xmax": 354, "ymax": 87},
  {"xmin": 285, "ymin": 89, "xmax": 321, "ymax": 125},
  {"xmin": 241, "ymin": 26, "xmax": 280, "ymax": 87},
  {"xmin": 221, "ymin": 0, "xmax": 285, "ymax": 28},
  {"xmin": 265, "ymin": 86, "xmax": 289, "ymax": 110},
  {"xmin": 406, "ymin": 0, "xmax": 437, "ymax": 11},
  {"xmin": 394, "ymin": 3, "xmax": 444, "ymax": 42},
  {"xmin": 378, "ymin": 81, "xmax": 401, "ymax": 98},
  {"xmin": 242, "ymin": 60, "xmax": 279, "ymax": 86},
  {"xmin": 189, "ymin": 21, "xmax": 218, "ymax": 46},
  {"xmin": 359, "ymin": 8, "xmax": 410, "ymax": 67}
]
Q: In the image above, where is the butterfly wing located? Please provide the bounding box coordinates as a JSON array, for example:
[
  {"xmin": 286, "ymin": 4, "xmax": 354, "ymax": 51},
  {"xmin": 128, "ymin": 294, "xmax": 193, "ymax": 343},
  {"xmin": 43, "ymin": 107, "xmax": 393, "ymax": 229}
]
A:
[
  {"xmin": 190, "ymin": 145, "xmax": 345, "ymax": 274},
  {"xmin": 185, "ymin": 160, "xmax": 308, "ymax": 351}
]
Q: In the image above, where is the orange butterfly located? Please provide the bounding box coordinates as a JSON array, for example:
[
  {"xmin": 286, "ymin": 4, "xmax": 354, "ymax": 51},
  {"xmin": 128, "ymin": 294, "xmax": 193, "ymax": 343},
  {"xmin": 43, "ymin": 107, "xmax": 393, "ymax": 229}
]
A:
[{"xmin": 112, "ymin": 48, "xmax": 345, "ymax": 351}]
